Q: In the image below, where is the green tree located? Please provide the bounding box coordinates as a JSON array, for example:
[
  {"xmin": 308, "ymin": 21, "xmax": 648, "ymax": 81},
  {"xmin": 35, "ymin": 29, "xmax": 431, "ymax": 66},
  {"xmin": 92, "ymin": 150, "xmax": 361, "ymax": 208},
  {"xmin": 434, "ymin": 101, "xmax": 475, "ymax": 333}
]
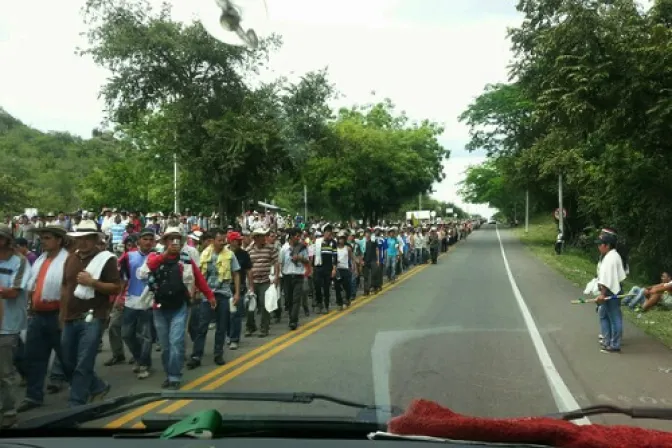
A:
[
  {"xmin": 461, "ymin": 0, "xmax": 672, "ymax": 277},
  {"xmin": 81, "ymin": 0, "xmax": 335, "ymax": 223},
  {"xmin": 0, "ymin": 108, "xmax": 126, "ymax": 213},
  {"xmin": 459, "ymin": 160, "xmax": 526, "ymax": 222},
  {"xmin": 0, "ymin": 174, "xmax": 29, "ymax": 214},
  {"xmin": 302, "ymin": 101, "xmax": 448, "ymax": 223}
]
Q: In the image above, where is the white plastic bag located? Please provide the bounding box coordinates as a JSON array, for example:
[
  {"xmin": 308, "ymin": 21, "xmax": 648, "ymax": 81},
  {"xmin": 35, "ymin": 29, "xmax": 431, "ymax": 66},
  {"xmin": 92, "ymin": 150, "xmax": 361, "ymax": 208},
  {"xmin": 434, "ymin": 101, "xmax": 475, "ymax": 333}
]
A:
[
  {"xmin": 584, "ymin": 278, "xmax": 599, "ymax": 296},
  {"xmin": 265, "ymin": 284, "xmax": 279, "ymax": 313},
  {"xmin": 247, "ymin": 292, "xmax": 257, "ymax": 312}
]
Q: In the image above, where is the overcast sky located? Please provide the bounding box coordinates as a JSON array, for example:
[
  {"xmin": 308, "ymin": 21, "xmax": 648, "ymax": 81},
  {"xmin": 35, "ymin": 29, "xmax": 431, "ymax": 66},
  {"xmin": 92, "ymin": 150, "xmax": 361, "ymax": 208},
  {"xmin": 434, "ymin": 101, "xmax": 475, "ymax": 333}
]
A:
[{"xmin": 0, "ymin": 0, "xmax": 541, "ymax": 218}]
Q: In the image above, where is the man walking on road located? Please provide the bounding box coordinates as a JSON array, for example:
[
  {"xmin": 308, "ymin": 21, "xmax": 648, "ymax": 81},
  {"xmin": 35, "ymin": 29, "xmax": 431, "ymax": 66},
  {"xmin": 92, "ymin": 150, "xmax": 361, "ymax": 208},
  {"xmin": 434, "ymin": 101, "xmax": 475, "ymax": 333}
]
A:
[
  {"xmin": 428, "ymin": 228, "xmax": 440, "ymax": 264},
  {"xmin": 361, "ymin": 230, "xmax": 379, "ymax": 296},
  {"xmin": 19, "ymin": 224, "xmax": 69, "ymax": 412},
  {"xmin": 312, "ymin": 225, "xmax": 337, "ymax": 314},
  {"xmin": 118, "ymin": 228, "xmax": 156, "ymax": 379},
  {"xmin": 280, "ymin": 228, "xmax": 308, "ymax": 330},
  {"xmin": 227, "ymin": 231, "xmax": 251, "ymax": 349},
  {"xmin": 61, "ymin": 220, "xmax": 121, "ymax": 407},
  {"xmin": 0, "ymin": 224, "xmax": 29, "ymax": 428},
  {"xmin": 141, "ymin": 227, "xmax": 214, "ymax": 389},
  {"xmin": 246, "ymin": 228, "xmax": 279, "ymax": 337},
  {"xmin": 190, "ymin": 228, "xmax": 240, "ymax": 367}
]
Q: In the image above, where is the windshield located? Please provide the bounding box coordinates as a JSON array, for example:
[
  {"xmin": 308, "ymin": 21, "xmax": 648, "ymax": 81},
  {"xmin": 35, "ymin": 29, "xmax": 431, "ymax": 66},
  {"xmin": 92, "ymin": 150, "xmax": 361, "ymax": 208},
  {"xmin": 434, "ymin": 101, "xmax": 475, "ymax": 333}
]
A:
[{"xmin": 2, "ymin": 0, "xmax": 672, "ymax": 442}]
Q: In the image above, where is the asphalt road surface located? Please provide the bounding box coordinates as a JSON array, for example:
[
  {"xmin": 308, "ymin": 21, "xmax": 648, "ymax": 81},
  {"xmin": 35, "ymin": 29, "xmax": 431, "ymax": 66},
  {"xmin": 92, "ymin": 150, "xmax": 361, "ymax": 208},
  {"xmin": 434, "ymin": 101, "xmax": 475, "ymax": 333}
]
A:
[{"xmin": 19, "ymin": 226, "xmax": 672, "ymax": 431}]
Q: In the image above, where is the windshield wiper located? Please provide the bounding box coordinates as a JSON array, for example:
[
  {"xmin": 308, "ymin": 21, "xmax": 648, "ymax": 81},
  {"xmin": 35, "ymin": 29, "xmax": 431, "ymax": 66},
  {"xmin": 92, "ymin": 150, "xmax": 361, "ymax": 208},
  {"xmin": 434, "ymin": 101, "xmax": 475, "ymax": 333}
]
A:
[
  {"xmin": 548, "ymin": 404, "xmax": 672, "ymax": 421},
  {"xmin": 16, "ymin": 391, "xmax": 403, "ymax": 429}
]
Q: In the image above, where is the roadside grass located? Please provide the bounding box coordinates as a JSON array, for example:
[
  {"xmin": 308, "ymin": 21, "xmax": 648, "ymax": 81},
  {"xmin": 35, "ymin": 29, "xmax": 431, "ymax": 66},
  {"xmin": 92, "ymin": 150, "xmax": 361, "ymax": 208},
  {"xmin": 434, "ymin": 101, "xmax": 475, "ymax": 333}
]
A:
[{"xmin": 514, "ymin": 215, "xmax": 672, "ymax": 348}]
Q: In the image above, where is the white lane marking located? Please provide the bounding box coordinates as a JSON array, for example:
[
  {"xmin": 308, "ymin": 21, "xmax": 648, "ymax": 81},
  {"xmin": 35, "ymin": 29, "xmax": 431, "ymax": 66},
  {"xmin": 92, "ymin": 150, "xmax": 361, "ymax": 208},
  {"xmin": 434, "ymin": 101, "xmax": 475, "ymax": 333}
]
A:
[
  {"xmin": 371, "ymin": 326, "xmax": 565, "ymax": 422},
  {"xmin": 496, "ymin": 226, "xmax": 591, "ymax": 425}
]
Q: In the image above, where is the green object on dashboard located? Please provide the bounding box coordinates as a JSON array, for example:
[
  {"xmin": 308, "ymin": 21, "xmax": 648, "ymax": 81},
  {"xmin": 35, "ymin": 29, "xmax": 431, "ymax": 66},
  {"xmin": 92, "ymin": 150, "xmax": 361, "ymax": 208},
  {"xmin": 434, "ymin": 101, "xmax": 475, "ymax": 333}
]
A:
[{"xmin": 160, "ymin": 409, "xmax": 223, "ymax": 439}]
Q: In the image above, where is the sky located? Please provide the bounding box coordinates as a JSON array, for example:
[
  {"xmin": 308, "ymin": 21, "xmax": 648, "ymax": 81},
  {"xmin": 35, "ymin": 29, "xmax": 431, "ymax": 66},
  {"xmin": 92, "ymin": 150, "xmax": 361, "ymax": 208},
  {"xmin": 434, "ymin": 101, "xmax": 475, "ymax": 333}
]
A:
[{"xmin": 0, "ymin": 0, "xmax": 530, "ymax": 219}]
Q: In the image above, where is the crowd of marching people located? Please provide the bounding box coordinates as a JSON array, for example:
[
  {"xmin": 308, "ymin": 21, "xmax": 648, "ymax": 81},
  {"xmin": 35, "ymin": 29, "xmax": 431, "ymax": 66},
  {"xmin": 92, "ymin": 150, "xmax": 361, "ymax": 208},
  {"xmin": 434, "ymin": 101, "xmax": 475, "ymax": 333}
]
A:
[{"xmin": 0, "ymin": 207, "xmax": 474, "ymax": 428}]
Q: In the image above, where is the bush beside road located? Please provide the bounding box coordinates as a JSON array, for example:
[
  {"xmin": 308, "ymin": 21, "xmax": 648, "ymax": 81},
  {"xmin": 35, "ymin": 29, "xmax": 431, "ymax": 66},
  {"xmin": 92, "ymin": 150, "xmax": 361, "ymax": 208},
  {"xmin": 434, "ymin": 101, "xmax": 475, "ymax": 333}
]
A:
[{"xmin": 514, "ymin": 215, "xmax": 672, "ymax": 349}]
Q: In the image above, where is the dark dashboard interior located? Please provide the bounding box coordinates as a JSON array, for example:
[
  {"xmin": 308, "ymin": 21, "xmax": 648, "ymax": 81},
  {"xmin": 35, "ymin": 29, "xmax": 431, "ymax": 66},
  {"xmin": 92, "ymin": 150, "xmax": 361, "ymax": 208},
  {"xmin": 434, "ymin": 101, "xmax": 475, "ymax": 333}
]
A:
[
  {"xmin": 0, "ymin": 438, "xmax": 556, "ymax": 448},
  {"xmin": 2, "ymin": 413, "xmax": 553, "ymax": 447}
]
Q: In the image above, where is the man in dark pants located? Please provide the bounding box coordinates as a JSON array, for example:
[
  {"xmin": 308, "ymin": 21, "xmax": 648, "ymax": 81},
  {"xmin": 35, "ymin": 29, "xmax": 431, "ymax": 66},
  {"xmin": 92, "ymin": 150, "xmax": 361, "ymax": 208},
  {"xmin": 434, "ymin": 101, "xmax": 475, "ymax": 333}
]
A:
[
  {"xmin": 428, "ymin": 228, "xmax": 440, "ymax": 265},
  {"xmin": 18, "ymin": 224, "xmax": 70, "ymax": 412},
  {"xmin": 361, "ymin": 230, "xmax": 379, "ymax": 296},
  {"xmin": 189, "ymin": 229, "xmax": 240, "ymax": 368},
  {"xmin": 60, "ymin": 220, "xmax": 121, "ymax": 407},
  {"xmin": 280, "ymin": 228, "xmax": 309, "ymax": 330},
  {"xmin": 246, "ymin": 228, "xmax": 279, "ymax": 338},
  {"xmin": 312, "ymin": 225, "xmax": 337, "ymax": 314},
  {"xmin": 227, "ymin": 232, "xmax": 251, "ymax": 350}
]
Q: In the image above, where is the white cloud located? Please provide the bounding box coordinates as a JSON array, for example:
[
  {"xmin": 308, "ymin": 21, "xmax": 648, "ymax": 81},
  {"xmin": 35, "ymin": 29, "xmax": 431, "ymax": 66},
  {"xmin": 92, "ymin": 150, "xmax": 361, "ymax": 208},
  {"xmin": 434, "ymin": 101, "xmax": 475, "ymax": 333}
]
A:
[{"xmin": 0, "ymin": 0, "xmax": 516, "ymax": 216}]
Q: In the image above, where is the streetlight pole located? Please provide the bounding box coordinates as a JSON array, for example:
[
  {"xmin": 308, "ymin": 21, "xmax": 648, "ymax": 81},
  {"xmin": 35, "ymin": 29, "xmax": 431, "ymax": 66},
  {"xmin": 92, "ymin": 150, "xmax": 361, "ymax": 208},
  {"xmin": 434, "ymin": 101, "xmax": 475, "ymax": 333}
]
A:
[
  {"xmin": 525, "ymin": 189, "xmax": 529, "ymax": 233},
  {"xmin": 558, "ymin": 174, "xmax": 564, "ymax": 235},
  {"xmin": 173, "ymin": 152, "xmax": 179, "ymax": 215},
  {"xmin": 304, "ymin": 184, "xmax": 308, "ymax": 222}
]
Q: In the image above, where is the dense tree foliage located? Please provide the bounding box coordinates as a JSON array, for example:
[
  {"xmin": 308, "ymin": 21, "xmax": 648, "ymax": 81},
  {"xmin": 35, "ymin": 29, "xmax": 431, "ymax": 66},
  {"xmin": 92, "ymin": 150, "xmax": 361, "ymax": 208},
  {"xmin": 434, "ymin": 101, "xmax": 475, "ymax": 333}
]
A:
[
  {"xmin": 459, "ymin": 0, "xmax": 672, "ymax": 277},
  {"xmin": 2, "ymin": 0, "xmax": 449, "ymax": 224},
  {"xmin": 0, "ymin": 108, "xmax": 123, "ymax": 213}
]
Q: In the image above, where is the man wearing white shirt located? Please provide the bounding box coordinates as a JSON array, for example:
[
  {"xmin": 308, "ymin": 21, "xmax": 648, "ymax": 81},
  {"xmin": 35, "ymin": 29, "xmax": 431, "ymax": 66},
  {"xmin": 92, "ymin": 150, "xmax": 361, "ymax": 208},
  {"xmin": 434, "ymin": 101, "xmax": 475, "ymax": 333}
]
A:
[{"xmin": 280, "ymin": 228, "xmax": 308, "ymax": 330}]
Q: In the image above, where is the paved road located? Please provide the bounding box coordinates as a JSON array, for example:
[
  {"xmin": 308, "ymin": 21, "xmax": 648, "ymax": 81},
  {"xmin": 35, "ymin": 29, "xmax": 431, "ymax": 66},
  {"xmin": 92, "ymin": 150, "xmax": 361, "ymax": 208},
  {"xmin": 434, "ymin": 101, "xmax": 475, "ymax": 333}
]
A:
[{"xmin": 20, "ymin": 226, "xmax": 672, "ymax": 431}]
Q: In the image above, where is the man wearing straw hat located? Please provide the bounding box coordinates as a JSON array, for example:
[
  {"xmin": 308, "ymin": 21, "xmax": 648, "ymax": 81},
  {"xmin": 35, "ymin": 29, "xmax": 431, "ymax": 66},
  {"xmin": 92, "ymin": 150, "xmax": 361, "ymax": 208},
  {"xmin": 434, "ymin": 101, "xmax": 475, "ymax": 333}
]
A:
[
  {"xmin": 0, "ymin": 223, "xmax": 29, "ymax": 428},
  {"xmin": 60, "ymin": 220, "xmax": 121, "ymax": 406},
  {"xmin": 18, "ymin": 224, "xmax": 70, "ymax": 413}
]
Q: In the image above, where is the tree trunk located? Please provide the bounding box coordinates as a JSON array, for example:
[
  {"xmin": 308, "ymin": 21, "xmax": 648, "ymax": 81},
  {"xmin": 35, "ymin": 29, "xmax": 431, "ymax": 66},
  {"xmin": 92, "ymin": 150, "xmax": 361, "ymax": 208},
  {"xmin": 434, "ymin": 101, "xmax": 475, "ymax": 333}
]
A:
[{"xmin": 218, "ymin": 197, "xmax": 226, "ymax": 228}]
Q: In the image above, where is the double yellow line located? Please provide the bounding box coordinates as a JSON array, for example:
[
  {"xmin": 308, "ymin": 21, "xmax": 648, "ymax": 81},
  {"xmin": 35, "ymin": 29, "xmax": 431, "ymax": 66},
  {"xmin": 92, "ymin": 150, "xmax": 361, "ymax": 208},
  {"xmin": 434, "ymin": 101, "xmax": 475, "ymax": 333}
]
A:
[{"xmin": 105, "ymin": 254, "xmax": 445, "ymax": 429}]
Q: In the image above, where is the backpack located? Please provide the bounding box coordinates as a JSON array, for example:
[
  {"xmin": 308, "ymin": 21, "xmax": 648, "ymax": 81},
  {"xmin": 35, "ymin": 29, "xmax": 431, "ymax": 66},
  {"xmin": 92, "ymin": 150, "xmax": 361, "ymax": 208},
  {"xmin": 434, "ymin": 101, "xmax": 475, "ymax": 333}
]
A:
[{"xmin": 149, "ymin": 258, "xmax": 189, "ymax": 310}]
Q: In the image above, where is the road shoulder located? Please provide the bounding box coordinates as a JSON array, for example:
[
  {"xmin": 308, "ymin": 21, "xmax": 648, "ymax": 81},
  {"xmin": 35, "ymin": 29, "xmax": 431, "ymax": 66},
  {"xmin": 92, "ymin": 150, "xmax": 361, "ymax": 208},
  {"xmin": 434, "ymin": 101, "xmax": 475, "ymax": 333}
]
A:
[{"xmin": 499, "ymin": 228, "xmax": 672, "ymax": 431}]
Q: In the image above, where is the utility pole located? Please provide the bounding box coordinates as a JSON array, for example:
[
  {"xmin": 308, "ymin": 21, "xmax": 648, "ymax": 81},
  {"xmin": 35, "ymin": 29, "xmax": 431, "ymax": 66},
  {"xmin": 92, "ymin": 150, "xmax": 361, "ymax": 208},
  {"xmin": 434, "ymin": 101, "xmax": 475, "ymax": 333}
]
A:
[
  {"xmin": 525, "ymin": 189, "xmax": 529, "ymax": 233},
  {"xmin": 304, "ymin": 184, "xmax": 308, "ymax": 222},
  {"xmin": 558, "ymin": 174, "xmax": 564, "ymax": 235},
  {"xmin": 173, "ymin": 152, "xmax": 179, "ymax": 215}
]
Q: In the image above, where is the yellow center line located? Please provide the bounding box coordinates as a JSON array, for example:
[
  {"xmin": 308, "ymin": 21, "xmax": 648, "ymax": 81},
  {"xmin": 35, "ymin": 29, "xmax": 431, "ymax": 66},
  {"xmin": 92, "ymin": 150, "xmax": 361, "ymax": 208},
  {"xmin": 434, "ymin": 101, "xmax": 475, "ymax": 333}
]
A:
[
  {"xmin": 137, "ymin": 260, "xmax": 438, "ymax": 424},
  {"xmin": 104, "ymin": 301, "xmax": 336, "ymax": 428},
  {"xmin": 116, "ymin": 248, "xmax": 453, "ymax": 429}
]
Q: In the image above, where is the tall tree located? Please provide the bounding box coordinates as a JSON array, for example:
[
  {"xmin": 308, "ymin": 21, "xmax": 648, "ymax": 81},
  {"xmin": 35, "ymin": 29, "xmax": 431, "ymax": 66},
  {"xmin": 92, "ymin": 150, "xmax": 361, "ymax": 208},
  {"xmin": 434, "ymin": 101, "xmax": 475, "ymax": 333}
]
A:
[
  {"xmin": 302, "ymin": 101, "xmax": 449, "ymax": 223},
  {"xmin": 81, "ymin": 0, "xmax": 335, "ymax": 223},
  {"xmin": 461, "ymin": 0, "xmax": 672, "ymax": 276}
]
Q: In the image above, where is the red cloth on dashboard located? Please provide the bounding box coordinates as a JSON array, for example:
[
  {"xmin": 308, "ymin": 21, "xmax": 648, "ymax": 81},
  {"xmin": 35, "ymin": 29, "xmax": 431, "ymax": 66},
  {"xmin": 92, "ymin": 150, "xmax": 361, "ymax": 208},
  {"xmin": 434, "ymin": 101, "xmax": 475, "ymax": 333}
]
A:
[{"xmin": 387, "ymin": 399, "xmax": 672, "ymax": 448}]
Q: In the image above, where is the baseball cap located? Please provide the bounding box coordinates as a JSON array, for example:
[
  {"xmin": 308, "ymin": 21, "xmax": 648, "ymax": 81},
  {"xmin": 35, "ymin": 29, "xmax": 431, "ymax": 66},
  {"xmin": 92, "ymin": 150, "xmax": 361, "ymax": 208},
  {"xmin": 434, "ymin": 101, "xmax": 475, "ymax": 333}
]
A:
[
  {"xmin": 595, "ymin": 232, "xmax": 618, "ymax": 246},
  {"xmin": 227, "ymin": 231, "xmax": 243, "ymax": 243}
]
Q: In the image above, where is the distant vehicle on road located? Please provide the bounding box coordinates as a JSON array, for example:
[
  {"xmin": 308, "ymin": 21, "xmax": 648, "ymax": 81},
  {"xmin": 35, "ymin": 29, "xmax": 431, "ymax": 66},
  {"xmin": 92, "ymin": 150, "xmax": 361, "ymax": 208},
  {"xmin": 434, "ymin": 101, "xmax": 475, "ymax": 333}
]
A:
[{"xmin": 489, "ymin": 219, "xmax": 497, "ymax": 225}]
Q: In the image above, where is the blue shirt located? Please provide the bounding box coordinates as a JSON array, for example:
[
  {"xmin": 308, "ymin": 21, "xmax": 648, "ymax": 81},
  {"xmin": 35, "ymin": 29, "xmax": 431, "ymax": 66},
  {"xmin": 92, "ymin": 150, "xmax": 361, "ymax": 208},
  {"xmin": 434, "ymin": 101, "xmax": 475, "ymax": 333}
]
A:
[
  {"xmin": 0, "ymin": 254, "xmax": 29, "ymax": 334},
  {"xmin": 110, "ymin": 223, "xmax": 126, "ymax": 244},
  {"xmin": 377, "ymin": 237, "xmax": 387, "ymax": 263},
  {"xmin": 126, "ymin": 250, "xmax": 150, "ymax": 297},
  {"xmin": 386, "ymin": 237, "xmax": 400, "ymax": 258}
]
